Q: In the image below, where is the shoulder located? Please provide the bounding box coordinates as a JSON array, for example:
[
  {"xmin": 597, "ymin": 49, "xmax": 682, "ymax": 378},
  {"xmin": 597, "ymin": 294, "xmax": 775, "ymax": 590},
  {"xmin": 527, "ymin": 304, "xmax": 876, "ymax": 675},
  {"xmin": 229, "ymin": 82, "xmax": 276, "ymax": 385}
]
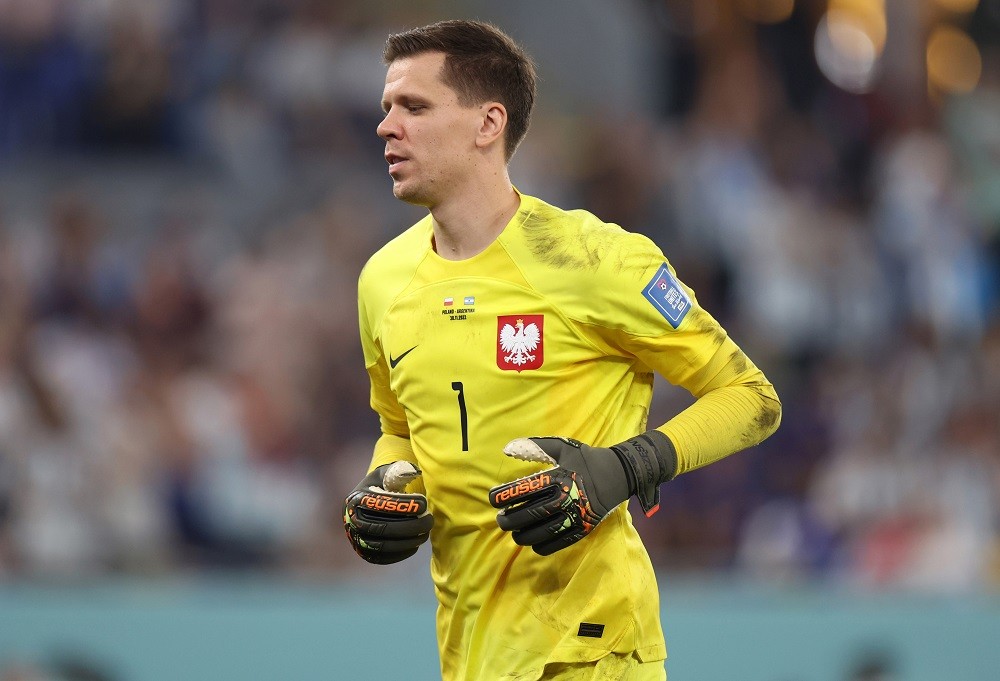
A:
[
  {"xmin": 509, "ymin": 194, "xmax": 693, "ymax": 334},
  {"xmin": 360, "ymin": 215, "xmax": 432, "ymax": 285},
  {"xmin": 358, "ymin": 215, "xmax": 432, "ymax": 328},
  {"xmin": 507, "ymin": 194, "xmax": 667, "ymax": 288}
]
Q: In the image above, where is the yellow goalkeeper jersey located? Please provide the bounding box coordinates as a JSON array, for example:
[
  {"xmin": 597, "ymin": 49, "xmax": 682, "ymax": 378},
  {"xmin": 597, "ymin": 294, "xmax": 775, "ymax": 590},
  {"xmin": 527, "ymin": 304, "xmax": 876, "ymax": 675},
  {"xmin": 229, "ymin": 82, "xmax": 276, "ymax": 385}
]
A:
[{"xmin": 357, "ymin": 192, "xmax": 780, "ymax": 681}]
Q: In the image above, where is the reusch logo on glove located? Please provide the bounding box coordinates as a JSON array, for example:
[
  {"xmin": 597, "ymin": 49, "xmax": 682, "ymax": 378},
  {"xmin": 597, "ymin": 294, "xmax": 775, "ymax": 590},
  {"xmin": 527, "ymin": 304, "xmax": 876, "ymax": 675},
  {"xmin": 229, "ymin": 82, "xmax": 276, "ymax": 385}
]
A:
[
  {"xmin": 360, "ymin": 494, "xmax": 423, "ymax": 514},
  {"xmin": 491, "ymin": 472, "xmax": 551, "ymax": 504},
  {"xmin": 497, "ymin": 315, "xmax": 544, "ymax": 371}
]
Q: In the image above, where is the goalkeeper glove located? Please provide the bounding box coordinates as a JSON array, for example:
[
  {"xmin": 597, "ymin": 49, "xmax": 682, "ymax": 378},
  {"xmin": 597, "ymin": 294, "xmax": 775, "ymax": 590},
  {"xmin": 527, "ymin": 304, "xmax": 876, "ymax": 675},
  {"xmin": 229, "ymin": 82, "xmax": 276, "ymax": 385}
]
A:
[
  {"xmin": 344, "ymin": 461, "xmax": 434, "ymax": 565},
  {"xmin": 488, "ymin": 431, "xmax": 676, "ymax": 556}
]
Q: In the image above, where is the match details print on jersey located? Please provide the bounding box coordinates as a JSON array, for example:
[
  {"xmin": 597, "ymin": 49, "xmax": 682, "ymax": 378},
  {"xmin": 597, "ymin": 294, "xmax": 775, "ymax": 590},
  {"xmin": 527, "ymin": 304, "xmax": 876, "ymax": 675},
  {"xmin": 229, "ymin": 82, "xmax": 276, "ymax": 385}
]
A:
[{"xmin": 441, "ymin": 295, "xmax": 477, "ymax": 321}]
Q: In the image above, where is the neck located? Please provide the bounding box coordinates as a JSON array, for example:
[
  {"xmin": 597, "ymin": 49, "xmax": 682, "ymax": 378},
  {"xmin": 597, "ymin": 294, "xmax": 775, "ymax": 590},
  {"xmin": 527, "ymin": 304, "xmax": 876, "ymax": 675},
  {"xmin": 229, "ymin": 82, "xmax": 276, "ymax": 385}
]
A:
[{"xmin": 430, "ymin": 173, "xmax": 520, "ymax": 261}]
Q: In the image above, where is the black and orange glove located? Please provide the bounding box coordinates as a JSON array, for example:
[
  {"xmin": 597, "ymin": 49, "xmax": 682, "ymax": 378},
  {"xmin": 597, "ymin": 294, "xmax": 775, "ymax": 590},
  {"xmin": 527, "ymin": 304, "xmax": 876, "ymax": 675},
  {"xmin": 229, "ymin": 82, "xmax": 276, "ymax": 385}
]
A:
[
  {"xmin": 488, "ymin": 432, "xmax": 676, "ymax": 556},
  {"xmin": 343, "ymin": 461, "xmax": 434, "ymax": 565}
]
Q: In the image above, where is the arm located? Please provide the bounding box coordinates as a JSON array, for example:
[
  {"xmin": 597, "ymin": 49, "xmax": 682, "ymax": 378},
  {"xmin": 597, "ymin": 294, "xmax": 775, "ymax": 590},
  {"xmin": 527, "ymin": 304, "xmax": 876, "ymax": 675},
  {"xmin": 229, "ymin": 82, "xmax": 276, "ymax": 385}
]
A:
[
  {"xmin": 628, "ymin": 310, "xmax": 782, "ymax": 479},
  {"xmin": 490, "ymin": 251, "xmax": 780, "ymax": 554},
  {"xmin": 366, "ymin": 353, "xmax": 420, "ymax": 473},
  {"xmin": 344, "ymin": 287, "xmax": 432, "ymax": 564}
]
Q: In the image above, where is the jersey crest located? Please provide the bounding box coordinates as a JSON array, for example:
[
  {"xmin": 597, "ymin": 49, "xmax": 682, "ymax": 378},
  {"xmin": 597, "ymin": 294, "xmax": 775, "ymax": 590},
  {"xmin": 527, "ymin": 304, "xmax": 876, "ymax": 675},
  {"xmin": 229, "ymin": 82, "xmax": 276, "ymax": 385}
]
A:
[{"xmin": 497, "ymin": 315, "xmax": 544, "ymax": 371}]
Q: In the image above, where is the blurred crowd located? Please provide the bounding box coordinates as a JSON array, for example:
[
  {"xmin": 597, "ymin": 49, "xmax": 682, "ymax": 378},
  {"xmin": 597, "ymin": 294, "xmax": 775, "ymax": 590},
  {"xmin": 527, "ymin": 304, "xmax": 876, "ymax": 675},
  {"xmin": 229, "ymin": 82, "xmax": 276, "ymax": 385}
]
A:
[{"xmin": 0, "ymin": 0, "xmax": 998, "ymax": 593}]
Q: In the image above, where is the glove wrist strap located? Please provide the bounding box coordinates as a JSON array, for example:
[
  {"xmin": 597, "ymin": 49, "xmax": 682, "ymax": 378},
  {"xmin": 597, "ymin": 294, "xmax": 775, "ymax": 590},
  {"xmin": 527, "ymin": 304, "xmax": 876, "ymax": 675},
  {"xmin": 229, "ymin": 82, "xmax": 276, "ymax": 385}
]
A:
[{"xmin": 611, "ymin": 430, "xmax": 677, "ymax": 517}]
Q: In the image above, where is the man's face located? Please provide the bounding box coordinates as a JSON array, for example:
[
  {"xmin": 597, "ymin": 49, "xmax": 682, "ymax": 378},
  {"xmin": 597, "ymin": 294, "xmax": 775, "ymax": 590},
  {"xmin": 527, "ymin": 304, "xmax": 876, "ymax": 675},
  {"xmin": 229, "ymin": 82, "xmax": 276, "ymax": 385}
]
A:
[{"xmin": 378, "ymin": 52, "xmax": 484, "ymax": 206}]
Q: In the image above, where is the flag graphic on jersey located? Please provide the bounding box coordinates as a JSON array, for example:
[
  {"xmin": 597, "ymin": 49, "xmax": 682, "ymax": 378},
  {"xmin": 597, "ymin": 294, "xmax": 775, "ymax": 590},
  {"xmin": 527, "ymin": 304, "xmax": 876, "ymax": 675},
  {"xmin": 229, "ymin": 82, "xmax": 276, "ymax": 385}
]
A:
[{"xmin": 497, "ymin": 315, "xmax": 544, "ymax": 371}]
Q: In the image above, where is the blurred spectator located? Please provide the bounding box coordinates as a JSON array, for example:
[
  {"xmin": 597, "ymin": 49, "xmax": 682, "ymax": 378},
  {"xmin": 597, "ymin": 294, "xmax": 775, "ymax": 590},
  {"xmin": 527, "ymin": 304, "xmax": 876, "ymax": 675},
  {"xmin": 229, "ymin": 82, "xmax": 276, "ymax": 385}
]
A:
[{"xmin": 0, "ymin": 0, "xmax": 94, "ymax": 157}]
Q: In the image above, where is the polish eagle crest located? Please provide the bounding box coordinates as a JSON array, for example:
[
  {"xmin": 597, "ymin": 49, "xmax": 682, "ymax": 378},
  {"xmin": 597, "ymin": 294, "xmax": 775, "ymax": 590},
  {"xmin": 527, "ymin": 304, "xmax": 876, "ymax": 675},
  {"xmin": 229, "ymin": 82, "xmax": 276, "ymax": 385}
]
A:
[{"xmin": 499, "ymin": 318, "xmax": 540, "ymax": 366}]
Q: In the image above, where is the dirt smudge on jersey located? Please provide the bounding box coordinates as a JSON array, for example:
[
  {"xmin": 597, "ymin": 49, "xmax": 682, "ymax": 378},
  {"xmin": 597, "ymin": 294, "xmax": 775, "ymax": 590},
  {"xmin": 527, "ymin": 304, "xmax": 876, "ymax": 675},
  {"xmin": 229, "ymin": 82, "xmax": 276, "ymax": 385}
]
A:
[
  {"xmin": 739, "ymin": 395, "xmax": 782, "ymax": 447},
  {"xmin": 691, "ymin": 313, "xmax": 727, "ymax": 348},
  {"xmin": 523, "ymin": 209, "xmax": 604, "ymax": 271},
  {"xmin": 727, "ymin": 348, "xmax": 750, "ymax": 374}
]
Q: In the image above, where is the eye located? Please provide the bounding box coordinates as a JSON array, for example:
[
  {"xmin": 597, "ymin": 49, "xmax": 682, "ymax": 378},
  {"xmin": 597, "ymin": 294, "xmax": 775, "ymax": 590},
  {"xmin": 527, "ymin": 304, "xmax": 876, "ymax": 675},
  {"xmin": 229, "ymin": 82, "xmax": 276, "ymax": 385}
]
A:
[{"xmin": 406, "ymin": 104, "xmax": 426, "ymax": 113}]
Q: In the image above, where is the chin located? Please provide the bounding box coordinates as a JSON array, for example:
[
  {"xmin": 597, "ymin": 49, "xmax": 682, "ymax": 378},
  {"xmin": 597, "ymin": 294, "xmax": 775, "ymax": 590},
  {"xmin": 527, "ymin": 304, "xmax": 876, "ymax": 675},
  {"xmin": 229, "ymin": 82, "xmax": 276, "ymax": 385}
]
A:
[{"xmin": 393, "ymin": 182, "xmax": 433, "ymax": 208}]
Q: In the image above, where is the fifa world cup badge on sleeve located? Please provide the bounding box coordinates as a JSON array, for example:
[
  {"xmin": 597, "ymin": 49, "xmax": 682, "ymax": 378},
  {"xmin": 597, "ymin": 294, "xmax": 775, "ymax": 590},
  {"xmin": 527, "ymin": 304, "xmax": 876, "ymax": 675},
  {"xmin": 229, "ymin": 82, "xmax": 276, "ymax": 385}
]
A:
[
  {"xmin": 642, "ymin": 264, "xmax": 691, "ymax": 328},
  {"xmin": 497, "ymin": 315, "xmax": 544, "ymax": 371}
]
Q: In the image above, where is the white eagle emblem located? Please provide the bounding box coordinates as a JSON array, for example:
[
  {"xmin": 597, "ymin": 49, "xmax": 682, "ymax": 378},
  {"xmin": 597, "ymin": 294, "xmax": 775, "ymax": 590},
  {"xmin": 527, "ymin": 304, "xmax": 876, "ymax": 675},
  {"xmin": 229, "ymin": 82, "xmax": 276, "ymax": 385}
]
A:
[{"xmin": 499, "ymin": 318, "xmax": 540, "ymax": 366}]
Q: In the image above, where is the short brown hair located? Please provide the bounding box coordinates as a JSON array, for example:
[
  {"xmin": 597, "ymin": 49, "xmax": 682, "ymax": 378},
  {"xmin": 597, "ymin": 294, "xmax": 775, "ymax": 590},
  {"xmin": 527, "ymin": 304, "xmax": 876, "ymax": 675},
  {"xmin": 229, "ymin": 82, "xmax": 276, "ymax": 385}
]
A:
[{"xmin": 384, "ymin": 20, "xmax": 537, "ymax": 161}]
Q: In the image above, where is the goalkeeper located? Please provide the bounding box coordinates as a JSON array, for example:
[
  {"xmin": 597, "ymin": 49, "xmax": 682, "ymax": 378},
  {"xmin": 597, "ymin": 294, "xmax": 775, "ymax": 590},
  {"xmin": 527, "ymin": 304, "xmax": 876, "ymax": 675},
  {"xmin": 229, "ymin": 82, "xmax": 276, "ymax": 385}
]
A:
[{"xmin": 344, "ymin": 19, "xmax": 781, "ymax": 681}]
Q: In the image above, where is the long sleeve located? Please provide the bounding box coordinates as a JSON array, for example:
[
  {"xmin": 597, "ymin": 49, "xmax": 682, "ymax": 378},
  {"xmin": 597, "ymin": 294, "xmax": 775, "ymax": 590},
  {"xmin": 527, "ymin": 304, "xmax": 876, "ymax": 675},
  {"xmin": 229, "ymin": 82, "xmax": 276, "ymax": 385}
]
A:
[
  {"xmin": 358, "ymin": 270, "xmax": 417, "ymax": 475},
  {"xmin": 653, "ymin": 343, "xmax": 781, "ymax": 475}
]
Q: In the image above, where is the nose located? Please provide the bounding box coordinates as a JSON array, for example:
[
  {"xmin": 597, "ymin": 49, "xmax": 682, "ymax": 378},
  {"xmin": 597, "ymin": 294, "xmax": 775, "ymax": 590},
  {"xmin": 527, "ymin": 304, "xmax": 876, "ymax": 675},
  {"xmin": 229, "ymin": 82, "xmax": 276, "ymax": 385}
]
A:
[{"xmin": 377, "ymin": 109, "xmax": 400, "ymax": 141}]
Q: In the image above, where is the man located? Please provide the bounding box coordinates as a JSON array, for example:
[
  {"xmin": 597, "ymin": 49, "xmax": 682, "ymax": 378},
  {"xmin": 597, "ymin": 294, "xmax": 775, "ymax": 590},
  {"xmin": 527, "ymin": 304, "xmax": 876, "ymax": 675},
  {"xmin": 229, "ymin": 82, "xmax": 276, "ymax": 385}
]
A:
[{"xmin": 344, "ymin": 19, "xmax": 780, "ymax": 681}]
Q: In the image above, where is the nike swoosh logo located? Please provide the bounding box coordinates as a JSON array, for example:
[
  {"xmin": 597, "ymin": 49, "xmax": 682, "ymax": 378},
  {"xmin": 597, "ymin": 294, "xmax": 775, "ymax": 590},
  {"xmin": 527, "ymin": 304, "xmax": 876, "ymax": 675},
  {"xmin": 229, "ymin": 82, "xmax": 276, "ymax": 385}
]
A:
[{"xmin": 389, "ymin": 345, "xmax": 417, "ymax": 369}]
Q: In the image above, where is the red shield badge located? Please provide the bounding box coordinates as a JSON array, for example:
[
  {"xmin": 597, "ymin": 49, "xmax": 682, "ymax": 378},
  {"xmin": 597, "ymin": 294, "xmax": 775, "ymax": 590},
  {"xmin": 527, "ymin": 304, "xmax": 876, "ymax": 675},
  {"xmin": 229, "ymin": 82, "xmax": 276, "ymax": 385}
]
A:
[{"xmin": 497, "ymin": 315, "xmax": 544, "ymax": 371}]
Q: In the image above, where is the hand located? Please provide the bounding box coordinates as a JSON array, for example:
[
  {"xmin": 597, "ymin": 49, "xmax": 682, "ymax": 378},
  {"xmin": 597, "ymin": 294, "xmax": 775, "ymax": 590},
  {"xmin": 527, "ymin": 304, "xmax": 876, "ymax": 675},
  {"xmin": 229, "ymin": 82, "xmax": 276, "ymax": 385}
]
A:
[
  {"xmin": 488, "ymin": 432, "xmax": 676, "ymax": 556},
  {"xmin": 344, "ymin": 461, "xmax": 434, "ymax": 565}
]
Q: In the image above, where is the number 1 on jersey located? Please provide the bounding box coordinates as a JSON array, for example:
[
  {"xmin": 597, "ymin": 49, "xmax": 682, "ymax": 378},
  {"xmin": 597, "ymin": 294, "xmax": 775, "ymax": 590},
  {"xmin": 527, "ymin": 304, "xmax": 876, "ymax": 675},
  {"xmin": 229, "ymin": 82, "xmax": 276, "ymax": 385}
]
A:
[{"xmin": 451, "ymin": 381, "xmax": 469, "ymax": 452}]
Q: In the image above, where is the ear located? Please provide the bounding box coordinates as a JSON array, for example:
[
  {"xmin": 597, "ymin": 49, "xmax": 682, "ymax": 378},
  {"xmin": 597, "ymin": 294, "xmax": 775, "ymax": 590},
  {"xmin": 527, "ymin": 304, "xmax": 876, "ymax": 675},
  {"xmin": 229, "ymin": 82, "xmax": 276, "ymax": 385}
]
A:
[{"xmin": 476, "ymin": 102, "xmax": 507, "ymax": 151}]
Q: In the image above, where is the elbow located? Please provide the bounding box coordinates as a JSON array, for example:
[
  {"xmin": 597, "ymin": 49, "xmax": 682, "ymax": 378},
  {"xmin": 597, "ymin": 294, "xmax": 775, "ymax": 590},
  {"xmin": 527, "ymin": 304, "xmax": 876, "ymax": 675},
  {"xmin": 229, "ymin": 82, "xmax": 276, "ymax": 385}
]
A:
[
  {"xmin": 744, "ymin": 384, "xmax": 781, "ymax": 448},
  {"xmin": 759, "ymin": 391, "xmax": 781, "ymax": 440}
]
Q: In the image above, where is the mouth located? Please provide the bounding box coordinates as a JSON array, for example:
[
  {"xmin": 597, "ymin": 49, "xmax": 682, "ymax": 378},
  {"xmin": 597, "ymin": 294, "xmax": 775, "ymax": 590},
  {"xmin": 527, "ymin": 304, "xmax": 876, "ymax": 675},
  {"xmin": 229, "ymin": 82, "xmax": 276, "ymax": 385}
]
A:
[{"xmin": 385, "ymin": 152, "xmax": 409, "ymax": 174}]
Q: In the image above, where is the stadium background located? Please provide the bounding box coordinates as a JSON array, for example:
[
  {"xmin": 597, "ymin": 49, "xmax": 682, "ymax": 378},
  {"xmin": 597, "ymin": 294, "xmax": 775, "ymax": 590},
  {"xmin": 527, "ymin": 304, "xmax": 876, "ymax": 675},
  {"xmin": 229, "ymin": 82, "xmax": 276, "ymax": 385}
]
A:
[{"xmin": 1, "ymin": 0, "xmax": 998, "ymax": 678}]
